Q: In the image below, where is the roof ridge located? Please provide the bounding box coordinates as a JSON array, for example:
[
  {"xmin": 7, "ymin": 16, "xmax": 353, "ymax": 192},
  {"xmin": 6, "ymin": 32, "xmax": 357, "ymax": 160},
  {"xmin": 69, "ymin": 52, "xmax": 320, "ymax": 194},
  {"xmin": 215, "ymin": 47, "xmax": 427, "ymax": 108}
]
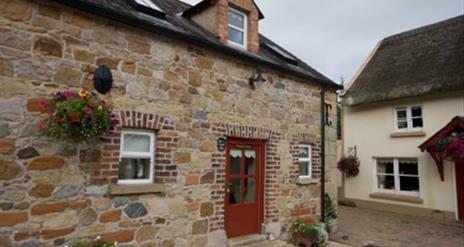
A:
[{"xmin": 382, "ymin": 15, "xmax": 463, "ymax": 42}]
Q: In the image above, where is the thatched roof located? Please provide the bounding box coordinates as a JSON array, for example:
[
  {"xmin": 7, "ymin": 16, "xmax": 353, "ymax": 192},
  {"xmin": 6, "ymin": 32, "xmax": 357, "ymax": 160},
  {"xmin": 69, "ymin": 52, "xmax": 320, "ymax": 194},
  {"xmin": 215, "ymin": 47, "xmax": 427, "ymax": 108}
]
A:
[{"xmin": 343, "ymin": 15, "xmax": 464, "ymax": 106}]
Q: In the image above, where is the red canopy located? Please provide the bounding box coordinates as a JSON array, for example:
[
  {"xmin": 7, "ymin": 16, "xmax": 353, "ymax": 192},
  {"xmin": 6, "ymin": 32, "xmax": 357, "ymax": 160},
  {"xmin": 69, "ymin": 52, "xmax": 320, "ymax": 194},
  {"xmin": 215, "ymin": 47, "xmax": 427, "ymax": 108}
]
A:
[{"xmin": 419, "ymin": 116, "xmax": 464, "ymax": 181}]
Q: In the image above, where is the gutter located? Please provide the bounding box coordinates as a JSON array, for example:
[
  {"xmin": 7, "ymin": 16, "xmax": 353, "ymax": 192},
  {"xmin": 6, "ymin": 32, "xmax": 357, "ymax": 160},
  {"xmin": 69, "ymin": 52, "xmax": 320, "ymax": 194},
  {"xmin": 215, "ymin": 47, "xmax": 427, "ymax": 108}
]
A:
[
  {"xmin": 320, "ymin": 86, "xmax": 326, "ymax": 222},
  {"xmin": 51, "ymin": 0, "xmax": 342, "ymax": 90}
]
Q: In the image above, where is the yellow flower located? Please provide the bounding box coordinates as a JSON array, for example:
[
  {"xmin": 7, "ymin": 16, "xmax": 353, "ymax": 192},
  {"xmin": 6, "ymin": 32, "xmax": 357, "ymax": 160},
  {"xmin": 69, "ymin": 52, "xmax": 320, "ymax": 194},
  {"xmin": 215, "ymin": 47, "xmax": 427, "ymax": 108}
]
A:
[{"xmin": 78, "ymin": 90, "xmax": 89, "ymax": 98}]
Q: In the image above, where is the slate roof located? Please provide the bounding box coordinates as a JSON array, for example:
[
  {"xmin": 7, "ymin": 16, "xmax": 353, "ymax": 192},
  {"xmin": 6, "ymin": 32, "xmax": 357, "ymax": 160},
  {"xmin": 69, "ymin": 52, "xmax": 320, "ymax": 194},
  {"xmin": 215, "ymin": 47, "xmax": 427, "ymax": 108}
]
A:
[
  {"xmin": 51, "ymin": 0, "xmax": 339, "ymax": 89},
  {"xmin": 343, "ymin": 15, "xmax": 464, "ymax": 106}
]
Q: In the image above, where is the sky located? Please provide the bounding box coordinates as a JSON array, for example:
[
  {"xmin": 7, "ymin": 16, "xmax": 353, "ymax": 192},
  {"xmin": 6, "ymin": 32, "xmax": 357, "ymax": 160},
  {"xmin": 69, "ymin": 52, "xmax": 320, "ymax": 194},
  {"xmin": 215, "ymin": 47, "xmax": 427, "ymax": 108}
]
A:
[{"xmin": 181, "ymin": 0, "xmax": 463, "ymax": 84}]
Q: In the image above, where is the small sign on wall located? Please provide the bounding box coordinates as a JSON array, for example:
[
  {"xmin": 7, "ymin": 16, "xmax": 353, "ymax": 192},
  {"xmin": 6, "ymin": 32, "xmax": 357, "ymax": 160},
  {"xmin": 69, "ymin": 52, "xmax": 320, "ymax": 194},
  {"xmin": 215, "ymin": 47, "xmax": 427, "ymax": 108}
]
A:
[{"xmin": 217, "ymin": 137, "xmax": 226, "ymax": 152}]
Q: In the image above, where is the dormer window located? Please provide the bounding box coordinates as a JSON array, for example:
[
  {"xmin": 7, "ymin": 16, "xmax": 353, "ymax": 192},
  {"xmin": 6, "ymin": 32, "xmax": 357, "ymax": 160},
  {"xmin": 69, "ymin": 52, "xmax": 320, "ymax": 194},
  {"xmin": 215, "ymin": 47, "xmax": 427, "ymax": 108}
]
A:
[{"xmin": 228, "ymin": 8, "xmax": 247, "ymax": 49}]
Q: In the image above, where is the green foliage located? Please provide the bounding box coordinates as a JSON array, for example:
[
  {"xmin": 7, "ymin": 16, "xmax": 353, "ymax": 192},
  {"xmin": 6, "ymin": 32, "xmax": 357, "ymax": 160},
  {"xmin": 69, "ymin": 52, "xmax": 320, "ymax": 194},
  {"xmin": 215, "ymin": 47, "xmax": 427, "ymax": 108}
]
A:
[
  {"xmin": 324, "ymin": 193, "xmax": 338, "ymax": 234},
  {"xmin": 71, "ymin": 239, "xmax": 115, "ymax": 247},
  {"xmin": 38, "ymin": 89, "xmax": 118, "ymax": 146},
  {"xmin": 291, "ymin": 221, "xmax": 328, "ymax": 247}
]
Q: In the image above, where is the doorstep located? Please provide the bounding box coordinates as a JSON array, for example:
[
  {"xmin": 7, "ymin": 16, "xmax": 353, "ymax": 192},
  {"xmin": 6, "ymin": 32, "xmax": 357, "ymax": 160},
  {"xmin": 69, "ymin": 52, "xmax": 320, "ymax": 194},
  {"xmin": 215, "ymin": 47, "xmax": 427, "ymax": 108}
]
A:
[
  {"xmin": 327, "ymin": 241, "xmax": 354, "ymax": 247},
  {"xmin": 228, "ymin": 234, "xmax": 267, "ymax": 247}
]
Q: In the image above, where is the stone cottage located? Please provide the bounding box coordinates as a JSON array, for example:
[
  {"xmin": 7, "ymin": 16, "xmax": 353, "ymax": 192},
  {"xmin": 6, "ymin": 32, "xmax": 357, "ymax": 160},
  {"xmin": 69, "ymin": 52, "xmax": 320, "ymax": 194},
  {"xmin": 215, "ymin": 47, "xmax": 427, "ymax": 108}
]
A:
[{"xmin": 0, "ymin": 0, "xmax": 340, "ymax": 246}]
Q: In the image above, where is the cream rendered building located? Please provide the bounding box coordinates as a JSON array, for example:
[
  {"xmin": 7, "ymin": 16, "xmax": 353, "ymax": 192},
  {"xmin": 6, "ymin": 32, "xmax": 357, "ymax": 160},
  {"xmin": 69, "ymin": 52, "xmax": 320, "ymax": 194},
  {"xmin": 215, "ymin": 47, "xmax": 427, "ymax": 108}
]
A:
[{"xmin": 341, "ymin": 16, "xmax": 464, "ymax": 221}]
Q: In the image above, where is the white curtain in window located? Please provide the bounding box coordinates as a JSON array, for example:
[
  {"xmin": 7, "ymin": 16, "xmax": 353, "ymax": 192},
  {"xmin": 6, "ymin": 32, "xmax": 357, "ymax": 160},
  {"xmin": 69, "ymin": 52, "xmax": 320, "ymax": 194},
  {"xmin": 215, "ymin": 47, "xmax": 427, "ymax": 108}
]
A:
[
  {"xmin": 244, "ymin": 150, "xmax": 256, "ymax": 159},
  {"xmin": 230, "ymin": 150, "xmax": 242, "ymax": 158},
  {"xmin": 123, "ymin": 134, "xmax": 150, "ymax": 153}
]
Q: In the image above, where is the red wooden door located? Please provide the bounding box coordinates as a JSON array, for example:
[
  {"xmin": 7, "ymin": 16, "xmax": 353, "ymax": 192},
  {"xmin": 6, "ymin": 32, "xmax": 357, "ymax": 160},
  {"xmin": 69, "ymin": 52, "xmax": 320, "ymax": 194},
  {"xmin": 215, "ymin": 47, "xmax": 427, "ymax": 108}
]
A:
[
  {"xmin": 225, "ymin": 139, "xmax": 264, "ymax": 238},
  {"xmin": 456, "ymin": 160, "xmax": 464, "ymax": 221}
]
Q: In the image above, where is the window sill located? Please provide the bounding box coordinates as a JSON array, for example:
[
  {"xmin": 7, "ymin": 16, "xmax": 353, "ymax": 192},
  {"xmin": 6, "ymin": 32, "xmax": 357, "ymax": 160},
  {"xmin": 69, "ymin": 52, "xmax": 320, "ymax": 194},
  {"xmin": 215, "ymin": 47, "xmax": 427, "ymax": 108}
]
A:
[
  {"xmin": 296, "ymin": 177, "xmax": 319, "ymax": 185},
  {"xmin": 390, "ymin": 131, "xmax": 426, "ymax": 138},
  {"xmin": 370, "ymin": 192, "xmax": 423, "ymax": 204},
  {"xmin": 109, "ymin": 184, "xmax": 166, "ymax": 195}
]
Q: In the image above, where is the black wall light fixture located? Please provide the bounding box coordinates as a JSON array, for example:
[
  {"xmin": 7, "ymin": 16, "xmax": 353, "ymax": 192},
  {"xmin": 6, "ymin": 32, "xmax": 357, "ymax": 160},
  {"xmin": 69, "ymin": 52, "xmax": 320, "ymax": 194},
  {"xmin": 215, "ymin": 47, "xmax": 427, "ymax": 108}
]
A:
[
  {"xmin": 248, "ymin": 68, "xmax": 266, "ymax": 90},
  {"xmin": 93, "ymin": 65, "xmax": 113, "ymax": 94},
  {"xmin": 325, "ymin": 103, "xmax": 333, "ymax": 126}
]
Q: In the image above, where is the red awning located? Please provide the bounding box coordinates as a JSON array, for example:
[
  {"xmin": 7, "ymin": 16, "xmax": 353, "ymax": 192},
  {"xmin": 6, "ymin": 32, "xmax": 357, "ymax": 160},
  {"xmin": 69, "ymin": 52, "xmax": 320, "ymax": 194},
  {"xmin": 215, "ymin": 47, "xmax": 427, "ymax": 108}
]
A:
[{"xmin": 419, "ymin": 116, "xmax": 464, "ymax": 181}]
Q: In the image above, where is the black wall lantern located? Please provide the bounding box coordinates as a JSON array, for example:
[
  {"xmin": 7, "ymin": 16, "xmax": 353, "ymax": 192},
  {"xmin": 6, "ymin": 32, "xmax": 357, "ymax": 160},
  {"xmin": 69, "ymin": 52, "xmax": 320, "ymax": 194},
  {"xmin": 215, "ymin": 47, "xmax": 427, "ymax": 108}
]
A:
[
  {"xmin": 325, "ymin": 103, "xmax": 333, "ymax": 126},
  {"xmin": 248, "ymin": 68, "xmax": 266, "ymax": 90},
  {"xmin": 93, "ymin": 65, "xmax": 113, "ymax": 94}
]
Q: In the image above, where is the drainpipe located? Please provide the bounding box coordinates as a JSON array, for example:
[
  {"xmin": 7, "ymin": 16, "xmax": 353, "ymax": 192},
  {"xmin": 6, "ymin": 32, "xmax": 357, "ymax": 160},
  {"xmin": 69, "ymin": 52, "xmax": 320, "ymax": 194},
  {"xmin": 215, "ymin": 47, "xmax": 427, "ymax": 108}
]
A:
[{"xmin": 320, "ymin": 86, "xmax": 326, "ymax": 223}]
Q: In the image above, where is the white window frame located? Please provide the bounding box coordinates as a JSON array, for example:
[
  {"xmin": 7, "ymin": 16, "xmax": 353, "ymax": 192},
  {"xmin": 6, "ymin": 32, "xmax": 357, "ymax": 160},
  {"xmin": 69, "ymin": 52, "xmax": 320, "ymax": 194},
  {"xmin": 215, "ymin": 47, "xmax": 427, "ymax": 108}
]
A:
[
  {"xmin": 374, "ymin": 158, "xmax": 420, "ymax": 197},
  {"xmin": 394, "ymin": 105, "xmax": 423, "ymax": 132},
  {"xmin": 118, "ymin": 129, "xmax": 155, "ymax": 185},
  {"xmin": 298, "ymin": 144, "xmax": 312, "ymax": 179},
  {"xmin": 227, "ymin": 7, "xmax": 248, "ymax": 49}
]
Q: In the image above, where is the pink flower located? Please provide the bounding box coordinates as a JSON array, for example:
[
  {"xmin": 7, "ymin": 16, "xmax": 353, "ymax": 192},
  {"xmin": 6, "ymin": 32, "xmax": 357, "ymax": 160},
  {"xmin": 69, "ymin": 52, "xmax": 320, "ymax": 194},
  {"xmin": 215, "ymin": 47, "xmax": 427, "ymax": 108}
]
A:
[
  {"xmin": 85, "ymin": 107, "xmax": 93, "ymax": 115},
  {"xmin": 37, "ymin": 99, "xmax": 47, "ymax": 109},
  {"xmin": 36, "ymin": 123, "xmax": 44, "ymax": 130},
  {"xmin": 63, "ymin": 90, "xmax": 73, "ymax": 98}
]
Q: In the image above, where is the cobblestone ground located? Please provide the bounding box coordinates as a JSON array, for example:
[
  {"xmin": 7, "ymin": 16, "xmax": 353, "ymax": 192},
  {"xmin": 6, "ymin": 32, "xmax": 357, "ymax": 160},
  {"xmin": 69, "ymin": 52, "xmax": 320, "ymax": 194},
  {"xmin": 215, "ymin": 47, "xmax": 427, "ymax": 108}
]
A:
[
  {"xmin": 331, "ymin": 206, "xmax": 464, "ymax": 247},
  {"xmin": 242, "ymin": 240, "xmax": 352, "ymax": 247}
]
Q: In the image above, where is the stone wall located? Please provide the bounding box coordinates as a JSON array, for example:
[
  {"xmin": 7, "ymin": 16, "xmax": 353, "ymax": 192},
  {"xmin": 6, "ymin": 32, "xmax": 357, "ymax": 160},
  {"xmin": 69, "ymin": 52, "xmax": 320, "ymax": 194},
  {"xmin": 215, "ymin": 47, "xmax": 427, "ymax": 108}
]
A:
[{"xmin": 0, "ymin": 0, "xmax": 338, "ymax": 246}]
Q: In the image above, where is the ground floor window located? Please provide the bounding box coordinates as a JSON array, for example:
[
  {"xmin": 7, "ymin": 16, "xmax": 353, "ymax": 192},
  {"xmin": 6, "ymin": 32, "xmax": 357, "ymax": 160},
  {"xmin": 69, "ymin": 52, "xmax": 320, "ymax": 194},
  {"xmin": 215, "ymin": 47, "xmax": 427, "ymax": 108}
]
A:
[
  {"xmin": 375, "ymin": 158, "xmax": 420, "ymax": 196},
  {"xmin": 298, "ymin": 145, "xmax": 312, "ymax": 178},
  {"xmin": 118, "ymin": 129, "xmax": 155, "ymax": 184}
]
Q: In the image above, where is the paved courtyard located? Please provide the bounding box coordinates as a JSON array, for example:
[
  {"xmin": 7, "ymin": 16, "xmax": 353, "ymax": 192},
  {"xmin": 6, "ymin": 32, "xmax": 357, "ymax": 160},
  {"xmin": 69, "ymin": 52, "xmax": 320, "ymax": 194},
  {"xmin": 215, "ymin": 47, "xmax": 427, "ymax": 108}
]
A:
[{"xmin": 331, "ymin": 206, "xmax": 464, "ymax": 247}]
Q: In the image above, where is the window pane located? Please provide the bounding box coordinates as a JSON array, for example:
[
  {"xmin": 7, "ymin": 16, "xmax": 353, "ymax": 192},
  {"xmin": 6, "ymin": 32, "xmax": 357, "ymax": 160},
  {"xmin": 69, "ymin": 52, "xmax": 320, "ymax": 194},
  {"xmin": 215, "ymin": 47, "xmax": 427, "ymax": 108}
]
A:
[
  {"xmin": 228, "ymin": 10, "xmax": 244, "ymax": 28},
  {"xmin": 244, "ymin": 178, "xmax": 256, "ymax": 203},
  {"xmin": 228, "ymin": 28, "xmax": 244, "ymax": 45},
  {"xmin": 230, "ymin": 149, "xmax": 241, "ymax": 175},
  {"xmin": 299, "ymin": 161, "xmax": 310, "ymax": 176},
  {"xmin": 228, "ymin": 179, "xmax": 241, "ymax": 204},
  {"xmin": 399, "ymin": 159, "xmax": 418, "ymax": 175},
  {"xmin": 123, "ymin": 134, "xmax": 151, "ymax": 153},
  {"xmin": 397, "ymin": 120, "xmax": 408, "ymax": 129},
  {"xmin": 245, "ymin": 150, "xmax": 255, "ymax": 175},
  {"xmin": 411, "ymin": 107, "xmax": 422, "ymax": 117},
  {"xmin": 412, "ymin": 118, "xmax": 423, "ymax": 128},
  {"xmin": 119, "ymin": 158, "xmax": 151, "ymax": 180},
  {"xmin": 400, "ymin": 177, "xmax": 419, "ymax": 192},
  {"xmin": 377, "ymin": 175, "xmax": 395, "ymax": 190},
  {"xmin": 377, "ymin": 159, "xmax": 394, "ymax": 174},
  {"xmin": 298, "ymin": 146, "xmax": 310, "ymax": 158},
  {"xmin": 396, "ymin": 109, "xmax": 407, "ymax": 119}
]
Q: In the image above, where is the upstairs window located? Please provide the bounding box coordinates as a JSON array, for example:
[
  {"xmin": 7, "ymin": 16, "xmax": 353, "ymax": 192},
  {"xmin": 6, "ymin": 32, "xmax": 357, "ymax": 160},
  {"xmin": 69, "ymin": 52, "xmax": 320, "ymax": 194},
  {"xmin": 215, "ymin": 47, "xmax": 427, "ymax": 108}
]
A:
[
  {"xmin": 228, "ymin": 7, "xmax": 247, "ymax": 49},
  {"xmin": 395, "ymin": 106, "xmax": 423, "ymax": 131},
  {"xmin": 298, "ymin": 145, "xmax": 312, "ymax": 178},
  {"xmin": 118, "ymin": 129, "xmax": 155, "ymax": 184}
]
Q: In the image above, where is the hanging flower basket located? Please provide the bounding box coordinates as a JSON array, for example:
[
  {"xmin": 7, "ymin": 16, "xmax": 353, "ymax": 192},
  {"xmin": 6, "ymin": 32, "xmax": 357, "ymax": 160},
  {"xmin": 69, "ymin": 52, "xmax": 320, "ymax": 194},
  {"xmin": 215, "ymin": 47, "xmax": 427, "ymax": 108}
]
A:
[
  {"xmin": 337, "ymin": 155, "xmax": 360, "ymax": 177},
  {"xmin": 37, "ymin": 89, "xmax": 118, "ymax": 146},
  {"xmin": 435, "ymin": 132, "xmax": 464, "ymax": 161}
]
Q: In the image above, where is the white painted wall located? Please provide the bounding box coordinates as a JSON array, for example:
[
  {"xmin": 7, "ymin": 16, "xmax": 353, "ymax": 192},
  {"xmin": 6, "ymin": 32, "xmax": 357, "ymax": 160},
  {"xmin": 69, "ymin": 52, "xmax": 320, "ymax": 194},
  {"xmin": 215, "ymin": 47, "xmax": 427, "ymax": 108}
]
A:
[{"xmin": 343, "ymin": 93, "xmax": 464, "ymax": 212}]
